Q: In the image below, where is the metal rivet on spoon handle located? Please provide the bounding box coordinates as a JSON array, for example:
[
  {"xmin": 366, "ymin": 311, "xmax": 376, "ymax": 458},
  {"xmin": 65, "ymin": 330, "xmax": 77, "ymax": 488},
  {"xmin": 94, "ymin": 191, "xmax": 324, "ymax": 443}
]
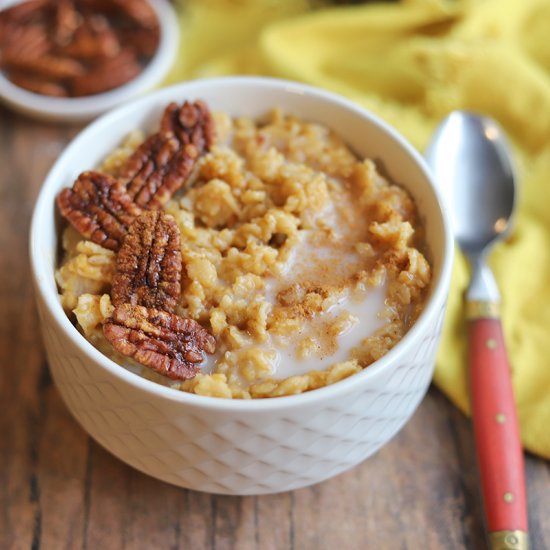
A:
[{"xmin": 426, "ymin": 112, "xmax": 528, "ymax": 550}]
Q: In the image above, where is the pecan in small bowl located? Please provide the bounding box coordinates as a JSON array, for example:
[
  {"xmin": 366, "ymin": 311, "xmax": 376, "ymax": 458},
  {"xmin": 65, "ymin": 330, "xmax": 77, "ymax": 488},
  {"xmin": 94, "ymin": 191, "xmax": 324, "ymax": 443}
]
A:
[{"xmin": 0, "ymin": 0, "xmax": 178, "ymax": 121}]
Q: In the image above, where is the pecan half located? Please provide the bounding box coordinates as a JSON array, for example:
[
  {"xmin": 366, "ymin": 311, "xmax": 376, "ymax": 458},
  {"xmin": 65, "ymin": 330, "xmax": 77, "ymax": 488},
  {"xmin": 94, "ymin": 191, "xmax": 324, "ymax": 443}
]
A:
[
  {"xmin": 69, "ymin": 48, "xmax": 140, "ymax": 96},
  {"xmin": 116, "ymin": 26, "xmax": 159, "ymax": 58},
  {"xmin": 119, "ymin": 101, "xmax": 216, "ymax": 209},
  {"xmin": 160, "ymin": 100, "xmax": 216, "ymax": 153},
  {"xmin": 118, "ymin": 133, "xmax": 196, "ymax": 210},
  {"xmin": 0, "ymin": 0, "xmax": 52, "ymax": 24},
  {"xmin": 63, "ymin": 15, "xmax": 120, "ymax": 60},
  {"xmin": 56, "ymin": 171, "xmax": 142, "ymax": 251},
  {"xmin": 54, "ymin": 0, "xmax": 81, "ymax": 46},
  {"xmin": 112, "ymin": 0, "xmax": 158, "ymax": 29},
  {"xmin": 103, "ymin": 304, "xmax": 216, "ymax": 380},
  {"xmin": 112, "ymin": 211, "xmax": 182, "ymax": 313},
  {"xmin": 0, "ymin": 24, "xmax": 51, "ymax": 61},
  {"xmin": 2, "ymin": 54, "xmax": 84, "ymax": 80},
  {"xmin": 7, "ymin": 72, "xmax": 67, "ymax": 97},
  {"xmin": 79, "ymin": 0, "xmax": 158, "ymax": 27}
]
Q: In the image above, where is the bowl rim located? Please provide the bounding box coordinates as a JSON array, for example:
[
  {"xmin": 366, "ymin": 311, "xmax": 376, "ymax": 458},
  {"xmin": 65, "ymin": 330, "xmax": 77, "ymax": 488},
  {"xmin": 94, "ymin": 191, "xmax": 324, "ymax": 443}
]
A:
[
  {"xmin": 0, "ymin": 0, "xmax": 179, "ymax": 122},
  {"xmin": 30, "ymin": 75, "xmax": 454, "ymax": 411}
]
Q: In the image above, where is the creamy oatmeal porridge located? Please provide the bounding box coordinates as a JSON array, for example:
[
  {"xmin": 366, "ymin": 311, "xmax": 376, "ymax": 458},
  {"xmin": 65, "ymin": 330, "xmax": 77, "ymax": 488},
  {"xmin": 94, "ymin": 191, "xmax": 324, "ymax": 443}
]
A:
[{"xmin": 55, "ymin": 100, "xmax": 431, "ymax": 399}]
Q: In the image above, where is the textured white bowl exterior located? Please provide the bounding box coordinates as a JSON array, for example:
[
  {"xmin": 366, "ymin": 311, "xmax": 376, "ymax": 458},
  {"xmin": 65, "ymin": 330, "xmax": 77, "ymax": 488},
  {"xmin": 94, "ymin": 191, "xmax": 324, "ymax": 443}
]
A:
[{"xmin": 30, "ymin": 77, "xmax": 454, "ymax": 495}]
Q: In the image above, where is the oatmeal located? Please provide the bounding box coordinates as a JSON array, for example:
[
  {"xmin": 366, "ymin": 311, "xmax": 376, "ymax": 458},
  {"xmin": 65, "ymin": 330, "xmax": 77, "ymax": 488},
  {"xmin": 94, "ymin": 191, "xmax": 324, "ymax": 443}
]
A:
[{"xmin": 56, "ymin": 100, "xmax": 432, "ymax": 399}]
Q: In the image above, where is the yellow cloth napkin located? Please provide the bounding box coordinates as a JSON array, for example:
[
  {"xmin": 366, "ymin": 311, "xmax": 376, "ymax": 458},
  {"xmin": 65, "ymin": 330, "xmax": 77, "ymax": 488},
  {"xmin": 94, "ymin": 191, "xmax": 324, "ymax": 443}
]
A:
[{"xmin": 166, "ymin": 0, "xmax": 550, "ymax": 459}]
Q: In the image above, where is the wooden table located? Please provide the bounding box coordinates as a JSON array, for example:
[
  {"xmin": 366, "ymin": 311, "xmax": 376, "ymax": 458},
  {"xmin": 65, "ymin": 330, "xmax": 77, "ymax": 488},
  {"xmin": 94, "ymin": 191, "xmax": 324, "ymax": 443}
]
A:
[{"xmin": 1, "ymin": 104, "xmax": 549, "ymax": 550}]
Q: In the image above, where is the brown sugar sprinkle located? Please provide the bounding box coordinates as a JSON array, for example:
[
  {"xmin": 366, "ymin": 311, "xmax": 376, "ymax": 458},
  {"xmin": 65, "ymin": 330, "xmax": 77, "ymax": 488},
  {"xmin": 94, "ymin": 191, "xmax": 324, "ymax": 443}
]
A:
[{"xmin": 0, "ymin": 0, "xmax": 160, "ymax": 97}]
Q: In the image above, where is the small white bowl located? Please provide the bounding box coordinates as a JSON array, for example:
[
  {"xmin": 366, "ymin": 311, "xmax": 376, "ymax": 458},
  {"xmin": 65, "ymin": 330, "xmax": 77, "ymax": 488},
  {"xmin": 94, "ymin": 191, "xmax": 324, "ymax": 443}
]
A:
[
  {"xmin": 0, "ymin": 0, "xmax": 179, "ymax": 122},
  {"xmin": 30, "ymin": 77, "xmax": 454, "ymax": 495}
]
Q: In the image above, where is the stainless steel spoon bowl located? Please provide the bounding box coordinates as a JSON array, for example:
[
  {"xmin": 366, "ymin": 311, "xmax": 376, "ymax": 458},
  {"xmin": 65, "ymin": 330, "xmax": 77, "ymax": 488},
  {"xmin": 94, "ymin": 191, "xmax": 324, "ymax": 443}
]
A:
[
  {"xmin": 426, "ymin": 112, "xmax": 528, "ymax": 550},
  {"xmin": 427, "ymin": 112, "xmax": 515, "ymax": 258}
]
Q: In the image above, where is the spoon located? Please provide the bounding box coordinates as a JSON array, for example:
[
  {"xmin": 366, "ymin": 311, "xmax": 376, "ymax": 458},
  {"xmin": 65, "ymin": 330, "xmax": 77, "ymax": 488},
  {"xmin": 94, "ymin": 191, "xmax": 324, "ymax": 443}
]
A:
[{"xmin": 426, "ymin": 112, "xmax": 528, "ymax": 550}]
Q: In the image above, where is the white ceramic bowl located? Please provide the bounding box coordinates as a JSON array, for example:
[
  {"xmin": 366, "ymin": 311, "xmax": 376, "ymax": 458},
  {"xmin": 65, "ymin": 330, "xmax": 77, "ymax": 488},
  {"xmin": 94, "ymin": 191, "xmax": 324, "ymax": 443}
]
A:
[
  {"xmin": 0, "ymin": 0, "xmax": 179, "ymax": 122},
  {"xmin": 30, "ymin": 77, "xmax": 453, "ymax": 495}
]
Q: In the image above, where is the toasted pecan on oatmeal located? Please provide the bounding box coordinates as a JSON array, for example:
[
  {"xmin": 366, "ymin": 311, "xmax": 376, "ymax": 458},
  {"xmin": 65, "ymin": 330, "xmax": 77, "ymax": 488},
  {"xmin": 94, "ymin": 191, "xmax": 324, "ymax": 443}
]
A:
[
  {"xmin": 112, "ymin": 211, "xmax": 182, "ymax": 314},
  {"xmin": 56, "ymin": 170, "xmax": 143, "ymax": 251},
  {"xmin": 103, "ymin": 303, "xmax": 216, "ymax": 381},
  {"xmin": 119, "ymin": 101, "xmax": 216, "ymax": 210}
]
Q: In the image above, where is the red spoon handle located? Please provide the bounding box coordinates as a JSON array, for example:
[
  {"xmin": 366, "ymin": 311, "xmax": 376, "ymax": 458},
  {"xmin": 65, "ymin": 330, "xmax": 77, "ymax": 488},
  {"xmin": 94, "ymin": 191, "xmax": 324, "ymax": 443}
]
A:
[{"xmin": 468, "ymin": 315, "xmax": 528, "ymax": 544}]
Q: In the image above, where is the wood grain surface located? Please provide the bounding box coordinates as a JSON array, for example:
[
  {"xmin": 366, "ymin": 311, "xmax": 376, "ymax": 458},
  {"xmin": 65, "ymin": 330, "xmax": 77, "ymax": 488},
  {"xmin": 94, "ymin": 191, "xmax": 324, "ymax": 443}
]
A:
[{"xmin": 1, "ymin": 104, "xmax": 549, "ymax": 550}]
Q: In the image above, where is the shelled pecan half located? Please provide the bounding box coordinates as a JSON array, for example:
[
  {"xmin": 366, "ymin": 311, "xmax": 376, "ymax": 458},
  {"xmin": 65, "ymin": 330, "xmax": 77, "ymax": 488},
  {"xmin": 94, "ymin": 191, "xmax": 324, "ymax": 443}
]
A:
[
  {"xmin": 62, "ymin": 16, "xmax": 120, "ymax": 60},
  {"xmin": 103, "ymin": 303, "xmax": 217, "ymax": 380},
  {"xmin": 119, "ymin": 101, "xmax": 216, "ymax": 209},
  {"xmin": 7, "ymin": 72, "xmax": 66, "ymax": 97},
  {"xmin": 115, "ymin": 26, "xmax": 160, "ymax": 58},
  {"xmin": 118, "ymin": 133, "xmax": 194, "ymax": 210},
  {"xmin": 1, "ymin": 54, "xmax": 85, "ymax": 80},
  {"xmin": 56, "ymin": 170, "xmax": 142, "ymax": 251},
  {"xmin": 112, "ymin": 211, "xmax": 182, "ymax": 313},
  {"xmin": 79, "ymin": 0, "xmax": 158, "ymax": 29},
  {"xmin": 0, "ymin": 0, "xmax": 52, "ymax": 24},
  {"xmin": 111, "ymin": 0, "xmax": 158, "ymax": 29},
  {"xmin": 54, "ymin": 0, "xmax": 81, "ymax": 46},
  {"xmin": 0, "ymin": 24, "xmax": 51, "ymax": 60},
  {"xmin": 160, "ymin": 100, "xmax": 216, "ymax": 153},
  {"xmin": 70, "ymin": 48, "xmax": 141, "ymax": 96}
]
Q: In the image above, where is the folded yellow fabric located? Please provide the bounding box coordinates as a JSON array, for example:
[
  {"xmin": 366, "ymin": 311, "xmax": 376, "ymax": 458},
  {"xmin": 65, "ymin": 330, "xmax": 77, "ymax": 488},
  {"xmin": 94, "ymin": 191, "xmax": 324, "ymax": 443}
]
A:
[{"xmin": 167, "ymin": 0, "xmax": 550, "ymax": 459}]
